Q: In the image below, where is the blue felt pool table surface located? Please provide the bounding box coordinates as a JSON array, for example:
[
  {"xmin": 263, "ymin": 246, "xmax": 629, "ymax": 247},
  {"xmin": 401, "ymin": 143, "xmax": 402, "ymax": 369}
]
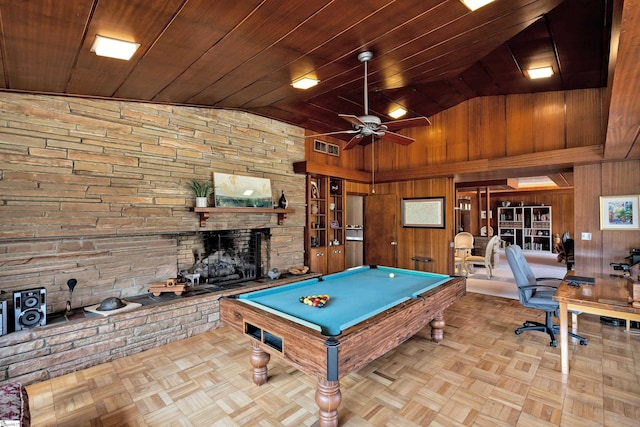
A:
[{"xmin": 238, "ymin": 265, "xmax": 451, "ymax": 336}]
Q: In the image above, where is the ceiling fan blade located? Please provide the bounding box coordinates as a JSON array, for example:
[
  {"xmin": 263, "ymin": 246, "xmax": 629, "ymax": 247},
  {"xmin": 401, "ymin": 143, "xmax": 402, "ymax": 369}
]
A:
[
  {"xmin": 383, "ymin": 116, "xmax": 431, "ymax": 131},
  {"xmin": 343, "ymin": 134, "xmax": 364, "ymax": 150},
  {"xmin": 338, "ymin": 114, "xmax": 366, "ymax": 127},
  {"xmin": 381, "ymin": 131, "xmax": 415, "ymax": 146},
  {"xmin": 306, "ymin": 129, "xmax": 359, "ymax": 138}
]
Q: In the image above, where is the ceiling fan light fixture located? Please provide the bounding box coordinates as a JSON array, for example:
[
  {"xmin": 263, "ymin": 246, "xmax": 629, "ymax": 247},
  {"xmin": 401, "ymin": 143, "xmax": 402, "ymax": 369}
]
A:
[
  {"xmin": 292, "ymin": 77, "xmax": 319, "ymax": 89},
  {"xmin": 91, "ymin": 35, "xmax": 140, "ymax": 60},
  {"xmin": 460, "ymin": 0, "xmax": 495, "ymax": 11},
  {"xmin": 526, "ymin": 66, "xmax": 554, "ymax": 79},
  {"xmin": 389, "ymin": 107, "xmax": 407, "ymax": 119}
]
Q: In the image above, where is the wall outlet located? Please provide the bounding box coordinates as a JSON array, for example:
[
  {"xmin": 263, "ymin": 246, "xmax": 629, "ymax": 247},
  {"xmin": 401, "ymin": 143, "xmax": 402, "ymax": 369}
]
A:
[{"xmin": 581, "ymin": 232, "xmax": 592, "ymax": 241}]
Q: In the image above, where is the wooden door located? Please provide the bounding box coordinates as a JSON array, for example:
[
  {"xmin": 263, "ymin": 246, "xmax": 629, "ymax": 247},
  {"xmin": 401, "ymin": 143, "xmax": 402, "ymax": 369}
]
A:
[{"xmin": 364, "ymin": 194, "xmax": 398, "ymax": 266}]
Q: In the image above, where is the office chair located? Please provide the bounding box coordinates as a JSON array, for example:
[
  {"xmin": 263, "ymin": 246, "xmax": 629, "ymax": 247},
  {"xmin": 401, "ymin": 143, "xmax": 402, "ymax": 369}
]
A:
[
  {"xmin": 505, "ymin": 245, "xmax": 587, "ymax": 347},
  {"xmin": 554, "ymin": 231, "xmax": 575, "ymax": 270},
  {"xmin": 465, "ymin": 235, "xmax": 500, "ymax": 278}
]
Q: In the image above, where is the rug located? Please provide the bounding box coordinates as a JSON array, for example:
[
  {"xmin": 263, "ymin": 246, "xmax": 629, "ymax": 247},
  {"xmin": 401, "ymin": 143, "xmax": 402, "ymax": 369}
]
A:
[{"xmin": 465, "ymin": 250, "xmax": 567, "ymax": 300}]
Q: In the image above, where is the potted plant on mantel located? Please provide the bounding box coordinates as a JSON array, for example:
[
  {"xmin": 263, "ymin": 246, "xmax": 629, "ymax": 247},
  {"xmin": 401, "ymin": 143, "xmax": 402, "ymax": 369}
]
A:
[{"xmin": 190, "ymin": 180, "xmax": 212, "ymax": 208}]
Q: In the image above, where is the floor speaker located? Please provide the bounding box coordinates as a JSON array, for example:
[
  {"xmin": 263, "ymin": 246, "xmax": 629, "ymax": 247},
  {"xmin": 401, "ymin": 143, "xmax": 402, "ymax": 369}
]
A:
[
  {"xmin": 0, "ymin": 300, "xmax": 7, "ymax": 336},
  {"xmin": 14, "ymin": 288, "xmax": 46, "ymax": 331}
]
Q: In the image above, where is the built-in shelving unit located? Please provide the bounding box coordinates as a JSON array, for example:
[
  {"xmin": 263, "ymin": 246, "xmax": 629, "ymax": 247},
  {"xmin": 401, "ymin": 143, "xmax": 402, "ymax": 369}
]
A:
[
  {"xmin": 498, "ymin": 205, "xmax": 552, "ymax": 251},
  {"xmin": 192, "ymin": 207, "xmax": 294, "ymax": 227},
  {"xmin": 305, "ymin": 175, "xmax": 345, "ymax": 274}
]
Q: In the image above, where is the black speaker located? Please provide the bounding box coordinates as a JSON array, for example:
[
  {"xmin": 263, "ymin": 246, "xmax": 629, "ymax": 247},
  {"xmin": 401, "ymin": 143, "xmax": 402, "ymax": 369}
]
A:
[
  {"xmin": 0, "ymin": 300, "xmax": 7, "ymax": 336},
  {"xmin": 14, "ymin": 288, "xmax": 46, "ymax": 331}
]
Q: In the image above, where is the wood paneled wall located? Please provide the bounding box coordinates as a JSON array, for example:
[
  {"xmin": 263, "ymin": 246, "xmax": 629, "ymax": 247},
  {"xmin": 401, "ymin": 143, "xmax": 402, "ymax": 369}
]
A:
[
  {"xmin": 307, "ymin": 88, "xmax": 623, "ymax": 274},
  {"xmin": 357, "ymin": 88, "xmax": 604, "ymax": 173},
  {"xmin": 574, "ymin": 160, "xmax": 640, "ymax": 275},
  {"xmin": 364, "ymin": 179, "xmax": 454, "ymax": 274},
  {"xmin": 345, "ymin": 178, "xmax": 454, "ymax": 274},
  {"xmin": 305, "ymin": 130, "xmax": 365, "ymax": 171}
]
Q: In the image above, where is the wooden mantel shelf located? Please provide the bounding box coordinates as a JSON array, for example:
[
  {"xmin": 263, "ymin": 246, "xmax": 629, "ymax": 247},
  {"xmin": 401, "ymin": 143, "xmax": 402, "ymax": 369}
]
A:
[{"xmin": 192, "ymin": 207, "xmax": 295, "ymax": 227}]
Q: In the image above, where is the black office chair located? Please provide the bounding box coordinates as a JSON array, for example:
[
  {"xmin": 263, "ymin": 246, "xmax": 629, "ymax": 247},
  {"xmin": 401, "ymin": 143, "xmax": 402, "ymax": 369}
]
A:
[
  {"xmin": 554, "ymin": 231, "xmax": 575, "ymax": 270},
  {"xmin": 505, "ymin": 245, "xmax": 587, "ymax": 347}
]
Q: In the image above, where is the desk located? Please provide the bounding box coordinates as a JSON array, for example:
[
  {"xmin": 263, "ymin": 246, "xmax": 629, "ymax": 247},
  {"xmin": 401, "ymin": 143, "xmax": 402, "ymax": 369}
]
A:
[
  {"xmin": 554, "ymin": 273, "xmax": 640, "ymax": 374},
  {"xmin": 220, "ymin": 265, "xmax": 466, "ymax": 426}
]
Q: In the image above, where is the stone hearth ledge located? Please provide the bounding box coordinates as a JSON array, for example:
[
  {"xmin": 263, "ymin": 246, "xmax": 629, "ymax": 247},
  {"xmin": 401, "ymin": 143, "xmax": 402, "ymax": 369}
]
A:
[{"xmin": 0, "ymin": 273, "xmax": 320, "ymax": 387}]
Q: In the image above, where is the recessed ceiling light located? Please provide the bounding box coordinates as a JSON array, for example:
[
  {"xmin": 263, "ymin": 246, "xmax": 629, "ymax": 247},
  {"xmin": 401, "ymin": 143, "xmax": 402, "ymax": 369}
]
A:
[
  {"xmin": 389, "ymin": 107, "xmax": 407, "ymax": 119},
  {"xmin": 91, "ymin": 35, "xmax": 140, "ymax": 60},
  {"xmin": 292, "ymin": 77, "xmax": 319, "ymax": 89},
  {"xmin": 526, "ymin": 66, "xmax": 555, "ymax": 79},
  {"xmin": 517, "ymin": 176, "xmax": 557, "ymax": 188},
  {"xmin": 460, "ymin": 0, "xmax": 495, "ymax": 11}
]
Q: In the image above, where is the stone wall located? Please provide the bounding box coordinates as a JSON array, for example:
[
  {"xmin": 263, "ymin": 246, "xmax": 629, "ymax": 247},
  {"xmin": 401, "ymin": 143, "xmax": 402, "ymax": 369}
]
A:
[
  {"xmin": 0, "ymin": 93, "xmax": 307, "ymax": 384},
  {"xmin": 0, "ymin": 93, "xmax": 306, "ymax": 313}
]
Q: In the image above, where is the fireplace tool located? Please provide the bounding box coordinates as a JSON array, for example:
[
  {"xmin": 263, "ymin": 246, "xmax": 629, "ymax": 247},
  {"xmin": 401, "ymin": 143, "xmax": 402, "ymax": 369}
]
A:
[{"xmin": 66, "ymin": 278, "xmax": 77, "ymax": 314}]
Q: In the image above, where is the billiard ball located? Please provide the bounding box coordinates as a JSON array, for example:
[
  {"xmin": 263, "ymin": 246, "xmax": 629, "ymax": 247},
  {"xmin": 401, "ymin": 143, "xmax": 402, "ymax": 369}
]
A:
[{"xmin": 389, "ymin": 273, "xmax": 395, "ymax": 278}]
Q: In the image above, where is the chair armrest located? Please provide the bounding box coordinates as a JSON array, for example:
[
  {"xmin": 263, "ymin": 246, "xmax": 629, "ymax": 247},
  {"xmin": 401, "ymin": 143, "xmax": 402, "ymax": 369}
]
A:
[
  {"xmin": 534, "ymin": 277, "xmax": 562, "ymax": 287},
  {"xmin": 519, "ymin": 284, "xmax": 559, "ymax": 292}
]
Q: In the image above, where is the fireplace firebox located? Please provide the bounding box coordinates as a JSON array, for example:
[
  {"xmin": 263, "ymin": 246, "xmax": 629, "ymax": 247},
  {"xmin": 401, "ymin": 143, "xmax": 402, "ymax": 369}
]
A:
[{"xmin": 191, "ymin": 228, "xmax": 270, "ymax": 287}]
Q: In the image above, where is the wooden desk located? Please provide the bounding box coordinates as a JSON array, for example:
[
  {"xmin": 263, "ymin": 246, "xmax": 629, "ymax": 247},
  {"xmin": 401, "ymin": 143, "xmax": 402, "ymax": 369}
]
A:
[{"xmin": 554, "ymin": 273, "xmax": 640, "ymax": 374}]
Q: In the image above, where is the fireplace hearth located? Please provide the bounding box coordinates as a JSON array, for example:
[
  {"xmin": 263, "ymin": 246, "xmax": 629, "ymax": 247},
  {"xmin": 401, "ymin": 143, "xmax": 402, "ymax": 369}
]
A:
[{"xmin": 190, "ymin": 228, "xmax": 270, "ymax": 287}]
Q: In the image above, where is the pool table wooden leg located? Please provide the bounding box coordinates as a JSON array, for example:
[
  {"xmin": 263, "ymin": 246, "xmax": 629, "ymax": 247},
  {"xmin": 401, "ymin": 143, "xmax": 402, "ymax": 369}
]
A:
[
  {"xmin": 430, "ymin": 311, "xmax": 445, "ymax": 343},
  {"xmin": 315, "ymin": 378, "xmax": 341, "ymax": 427},
  {"xmin": 250, "ymin": 341, "xmax": 270, "ymax": 386}
]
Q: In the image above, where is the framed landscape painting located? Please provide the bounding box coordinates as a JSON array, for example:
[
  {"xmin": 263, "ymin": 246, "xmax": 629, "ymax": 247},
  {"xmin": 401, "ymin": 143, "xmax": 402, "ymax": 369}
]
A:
[
  {"xmin": 401, "ymin": 197, "xmax": 445, "ymax": 228},
  {"xmin": 213, "ymin": 173, "xmax": 273, "ymax": 208},
  {"xmin": 599, "ymin": 195, "xmax": 640, "ymax": 230}
]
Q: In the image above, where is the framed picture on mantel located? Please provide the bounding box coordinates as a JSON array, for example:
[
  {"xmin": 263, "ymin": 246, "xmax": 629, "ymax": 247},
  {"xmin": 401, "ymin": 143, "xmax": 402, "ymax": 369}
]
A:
[
  {"xmin": 213, "ymin": 172, "xmax": 273, "ymax": 208},
  {"xmin": 401, "ymin": 197, "xmax": 445, "ymax": 228}
]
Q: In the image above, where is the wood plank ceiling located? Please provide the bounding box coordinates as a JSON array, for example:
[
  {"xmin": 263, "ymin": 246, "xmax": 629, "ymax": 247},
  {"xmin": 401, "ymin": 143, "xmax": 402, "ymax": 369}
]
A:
[{"xmin": 0, "ymin": 0, "xmax": 635, "ymax": 164}]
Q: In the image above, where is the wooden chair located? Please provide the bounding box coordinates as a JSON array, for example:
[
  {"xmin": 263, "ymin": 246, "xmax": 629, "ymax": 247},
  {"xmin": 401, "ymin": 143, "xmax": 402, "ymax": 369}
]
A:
[
  {"xmin": 465, "ymin": 235, "xmax": 500, "ymax": 278},
  {"xmin": 454, "ymin": 232, "xmax": 474, "ymax": 275}
]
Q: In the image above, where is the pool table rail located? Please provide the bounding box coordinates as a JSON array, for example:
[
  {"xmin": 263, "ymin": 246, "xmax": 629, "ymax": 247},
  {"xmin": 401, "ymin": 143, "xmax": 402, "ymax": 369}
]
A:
[{"xmin": 335, "ymin": 276, "xmax": 466, "ymax": 376}]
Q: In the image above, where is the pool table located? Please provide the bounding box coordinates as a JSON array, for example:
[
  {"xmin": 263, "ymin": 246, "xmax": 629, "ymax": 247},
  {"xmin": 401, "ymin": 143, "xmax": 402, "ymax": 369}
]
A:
[{"xmin": 219, "ymin": 265, "xmax": 466, "ymax": 427}]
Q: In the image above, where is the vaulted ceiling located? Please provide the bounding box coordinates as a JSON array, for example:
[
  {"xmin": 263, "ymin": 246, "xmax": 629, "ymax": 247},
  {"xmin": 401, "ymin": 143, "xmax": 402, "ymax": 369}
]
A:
[{"xmin": 0, "ymin": 0, "xmax": 636, "ymax": 161}]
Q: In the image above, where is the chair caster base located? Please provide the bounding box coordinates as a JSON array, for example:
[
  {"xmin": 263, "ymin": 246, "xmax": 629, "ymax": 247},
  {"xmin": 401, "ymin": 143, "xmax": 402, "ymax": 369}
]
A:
[{"xmin": 550, "ymin": 340, "xmax": 557, "ymax": 347}]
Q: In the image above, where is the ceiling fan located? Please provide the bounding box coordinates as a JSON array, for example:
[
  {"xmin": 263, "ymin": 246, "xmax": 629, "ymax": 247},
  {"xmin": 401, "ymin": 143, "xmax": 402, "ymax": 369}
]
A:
[{"xmin": 308, "ymin": 51, "xmax": 431, "ymax": 150}]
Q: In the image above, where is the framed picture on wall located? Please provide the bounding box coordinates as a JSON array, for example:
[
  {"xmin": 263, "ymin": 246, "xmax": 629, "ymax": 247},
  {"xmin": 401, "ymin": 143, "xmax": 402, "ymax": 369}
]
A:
[
  {"xmin": 401, "ymin": 197, "xmax": 446, "ymax": 228},
  {"xmin": 599, "ymin": 195, "xmax": 640, "ymax": 230}
]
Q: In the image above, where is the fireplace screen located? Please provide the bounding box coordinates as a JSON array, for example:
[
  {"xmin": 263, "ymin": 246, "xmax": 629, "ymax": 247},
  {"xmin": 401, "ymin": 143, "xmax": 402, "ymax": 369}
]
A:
[{"xmin": 194, "ymin": 228, "xmax": 270, "ymax": 286}]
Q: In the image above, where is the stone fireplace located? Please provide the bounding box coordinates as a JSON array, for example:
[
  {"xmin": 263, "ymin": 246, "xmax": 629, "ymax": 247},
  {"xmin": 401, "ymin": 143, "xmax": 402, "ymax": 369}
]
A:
[{"xmin": 0, "ymin": 92, "xmax": 306, "ymax": 385}]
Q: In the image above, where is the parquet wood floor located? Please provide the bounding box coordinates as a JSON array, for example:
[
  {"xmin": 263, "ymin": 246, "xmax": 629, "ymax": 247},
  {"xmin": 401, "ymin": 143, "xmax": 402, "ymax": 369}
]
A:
[{"xmin": 26, "ymin": 292, "xmax": 640, "ymax": 426}]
